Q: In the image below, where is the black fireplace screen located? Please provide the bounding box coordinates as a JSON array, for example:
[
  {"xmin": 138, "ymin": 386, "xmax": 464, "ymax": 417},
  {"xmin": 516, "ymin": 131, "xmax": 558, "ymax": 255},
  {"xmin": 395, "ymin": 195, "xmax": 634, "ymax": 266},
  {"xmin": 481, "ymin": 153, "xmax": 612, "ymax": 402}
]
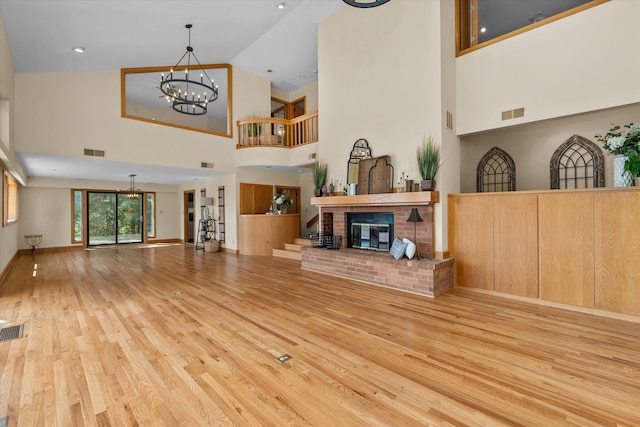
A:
[{"xmin": 347, "ymin": 212, "xmax": 394, "ymax": 252}]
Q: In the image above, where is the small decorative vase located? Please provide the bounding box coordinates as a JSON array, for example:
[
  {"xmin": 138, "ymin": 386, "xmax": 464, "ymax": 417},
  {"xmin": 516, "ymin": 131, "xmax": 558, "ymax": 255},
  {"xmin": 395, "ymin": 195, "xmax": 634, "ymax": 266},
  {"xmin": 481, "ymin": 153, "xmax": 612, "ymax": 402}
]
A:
[
  {"xmin": 329, "ymin": 182, "xmax": 334, "ymax": 195},
  {"xmin": 281, "ymin": 206, "xmax": 288, "ymax": 214},
  {"xmin": 614, "ymin": 155, "xmax": 633, "ymax": 187},
  {"xmin": 405, "ymin": 179, "xmax": 413, "ymax": 192},
  {"xmin": 313, "ymin": 188, "xmax": 322, "ymax": 197},
  {"xmin": 420, "ymin": 179, "xmax": 436, "ymax": 191},
  {"xmin": 277, "ymin": 209, "xmax": 282, "ymax": 215},
  {"xmin": 636, "ymin": 177, "xmax": 640, "ymax": 187}
]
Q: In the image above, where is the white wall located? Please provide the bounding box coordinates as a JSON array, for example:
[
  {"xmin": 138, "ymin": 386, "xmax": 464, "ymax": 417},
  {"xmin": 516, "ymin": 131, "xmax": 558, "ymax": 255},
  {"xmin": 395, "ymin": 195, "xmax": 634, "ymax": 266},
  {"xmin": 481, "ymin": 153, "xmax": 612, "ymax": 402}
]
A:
[
  {"xmin": 460, "ymin": 103, "xmax": 640, "ymax": 192},
  {"xmin": 456, "ymin": 0, "xmax": 640, "ymax": 135},
  {"xmin": 0, "ymin": 13, "xmax": 21, "ymax": 272},
  {"xmin": 318, "ymin": 0, "xmax": 451, "ymax": 253},
  {"xmin": 18, "ymin": 177, "xmax": 180, "ymax": 249},
  {"xmin": 272, "ymin": 81, "xmax": 319, "ymax": 113},
  {"xmin": 13, "ymin": 66, "xmax": 273, "ymax": 174},
  {"xmin": 177, "ymin": 173, "xmax": 238, "ymax": 250}
]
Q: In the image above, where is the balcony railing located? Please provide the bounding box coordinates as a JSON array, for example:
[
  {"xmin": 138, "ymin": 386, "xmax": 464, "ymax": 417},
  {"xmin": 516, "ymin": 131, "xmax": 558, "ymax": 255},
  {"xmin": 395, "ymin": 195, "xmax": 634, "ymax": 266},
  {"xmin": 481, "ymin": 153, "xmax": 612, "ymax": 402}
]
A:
[{"xmin": 236, "ymin": 112, "xmax": 318, "ymax": 148}]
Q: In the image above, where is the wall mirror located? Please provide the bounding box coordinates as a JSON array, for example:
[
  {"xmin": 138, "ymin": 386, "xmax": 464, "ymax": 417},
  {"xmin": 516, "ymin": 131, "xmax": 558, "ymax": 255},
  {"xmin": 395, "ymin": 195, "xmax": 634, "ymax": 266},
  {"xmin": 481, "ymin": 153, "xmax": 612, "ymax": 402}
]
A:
[
  {"xmin": 121, "ymin": 64, "xmax": 232, "ymax": 137},
  {"xmin": 347, "ymin": 138, "xmax": 372, "ymax": 184}
]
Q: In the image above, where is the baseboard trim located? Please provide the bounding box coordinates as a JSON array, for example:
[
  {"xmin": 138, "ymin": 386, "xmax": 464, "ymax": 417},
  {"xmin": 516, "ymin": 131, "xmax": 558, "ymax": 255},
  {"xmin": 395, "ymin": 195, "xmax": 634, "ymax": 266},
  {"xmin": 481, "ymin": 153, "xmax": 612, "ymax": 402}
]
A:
[
  {"xmin": 18, "ymin": 245, "xmax": 83, "ymax": 255},
  {"xmin": 455, "ymin": 286, "xmax": 640, "ymax": 324},
  {"xmin": 0, "ymin": 252, "xmax": 19, "ymax": 287}
]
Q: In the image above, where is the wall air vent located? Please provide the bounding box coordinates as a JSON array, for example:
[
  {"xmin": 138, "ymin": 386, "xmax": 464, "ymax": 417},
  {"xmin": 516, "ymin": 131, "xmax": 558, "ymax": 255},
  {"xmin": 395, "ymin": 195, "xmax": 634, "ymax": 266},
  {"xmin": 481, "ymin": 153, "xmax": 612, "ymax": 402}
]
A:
[
  {"xmin": 501, "ymin": 108, "xmax": 525, "ymax": 121},
  {"xmin": 513, "ymin": 107, "xmax": 525, "ymax": 118},
  {"xmin": 309, "ymin": 153, "xmax": 317, "ymax": 160},
  {"xmin": 84, "ymin": 148, "xmax": 105, "ymax": 157},
  {"xmin": 446, "ymin": 111, "xmax": 454, "ymax": 130},
  {"xmin": 201, "ymin": 162, "xmax": 214, "ymax": 169}
]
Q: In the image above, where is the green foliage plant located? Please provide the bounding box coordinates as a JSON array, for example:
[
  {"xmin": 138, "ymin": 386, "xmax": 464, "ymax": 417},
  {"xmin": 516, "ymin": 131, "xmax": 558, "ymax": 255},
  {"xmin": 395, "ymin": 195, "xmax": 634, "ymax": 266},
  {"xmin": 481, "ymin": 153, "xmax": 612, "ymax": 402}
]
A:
[
  {"xmin": 312, "ymin": 162, "xmax": 327, "ymax": 189},
  {"xmin": 416, "ymin": 135, "xmax": 441, "ymax": 181}
]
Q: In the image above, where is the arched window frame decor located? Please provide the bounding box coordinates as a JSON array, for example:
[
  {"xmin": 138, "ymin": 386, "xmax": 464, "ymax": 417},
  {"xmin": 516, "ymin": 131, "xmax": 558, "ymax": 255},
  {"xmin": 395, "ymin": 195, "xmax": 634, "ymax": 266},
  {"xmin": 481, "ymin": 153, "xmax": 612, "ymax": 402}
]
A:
[
  {"xmin": 550, "ymin": 134, "xmax": 604, "ymax": 190},
  {"xmin": 476, "ymin": 146, "xmax": 516, "ymax": 192}
]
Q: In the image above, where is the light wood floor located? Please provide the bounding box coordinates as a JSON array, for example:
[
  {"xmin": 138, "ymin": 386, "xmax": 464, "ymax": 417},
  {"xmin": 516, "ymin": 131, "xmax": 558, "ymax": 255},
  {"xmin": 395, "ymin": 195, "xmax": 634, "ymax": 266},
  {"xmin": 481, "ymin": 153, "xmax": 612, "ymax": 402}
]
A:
[{"xmin": 0, "ymin": 244, "xmax": 639, "ymax": 426}]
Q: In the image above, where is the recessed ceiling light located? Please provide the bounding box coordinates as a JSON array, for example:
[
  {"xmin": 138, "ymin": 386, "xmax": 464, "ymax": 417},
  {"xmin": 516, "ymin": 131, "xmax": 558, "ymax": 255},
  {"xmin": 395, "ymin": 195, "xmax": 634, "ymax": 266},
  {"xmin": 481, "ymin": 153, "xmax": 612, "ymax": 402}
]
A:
[
  {"xmin": 277, "ymin": 2, "xmax": 285, "ymax": 9},
  {"xmin": 72, "ymin": 46, "xmax": 85, "ymax": 54}
]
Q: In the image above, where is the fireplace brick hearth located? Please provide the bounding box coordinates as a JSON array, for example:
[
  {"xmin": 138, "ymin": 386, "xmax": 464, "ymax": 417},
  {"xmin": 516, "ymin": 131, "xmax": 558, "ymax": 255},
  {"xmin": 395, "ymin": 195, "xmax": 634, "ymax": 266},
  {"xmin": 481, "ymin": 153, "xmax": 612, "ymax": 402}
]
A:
[
  {"xmin": 301, "ymin": 247, "xmax": 453, "ymax": 297},
  {"xmin": 304, "ymin": 192, "xmax": 454, "ymax": 298}
]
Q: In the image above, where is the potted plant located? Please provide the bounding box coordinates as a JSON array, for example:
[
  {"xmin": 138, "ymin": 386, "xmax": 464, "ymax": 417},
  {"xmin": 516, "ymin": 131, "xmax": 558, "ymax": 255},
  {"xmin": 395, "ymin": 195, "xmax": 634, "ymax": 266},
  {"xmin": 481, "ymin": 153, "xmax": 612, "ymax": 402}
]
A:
[
  {"xmin": 416, "ymin": 135, "xmax": 441, "ymax": 191},
  {"xmin": 312, "ymin": 162, "xmax": 327, "ymax": 197},
  {"xmin": 596, "ymin": 122, "xmax": 640, "ymax": 186},
  {"xmin": 272, "ymin": 189, "xmax": 294, "ymax": 214},
  {"xmin": 246, "ymin": 116, "xmax": 262, "ymax": 145}
]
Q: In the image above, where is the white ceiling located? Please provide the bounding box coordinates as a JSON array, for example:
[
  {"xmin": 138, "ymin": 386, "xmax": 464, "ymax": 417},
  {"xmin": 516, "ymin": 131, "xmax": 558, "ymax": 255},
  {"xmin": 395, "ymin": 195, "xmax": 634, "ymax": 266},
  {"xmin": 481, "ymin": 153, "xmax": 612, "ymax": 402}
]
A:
[{"xmin": 0, "ymin": 0, "xmax": 345, "ymax": 185}]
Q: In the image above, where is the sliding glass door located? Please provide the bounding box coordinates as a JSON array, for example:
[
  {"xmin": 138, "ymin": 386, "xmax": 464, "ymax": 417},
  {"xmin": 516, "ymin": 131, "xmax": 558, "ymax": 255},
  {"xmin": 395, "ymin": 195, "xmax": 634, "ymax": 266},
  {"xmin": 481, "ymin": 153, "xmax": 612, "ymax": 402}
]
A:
[{"xmin": 87, "ymin": 192, "xmax": 143, "ymax": 245}]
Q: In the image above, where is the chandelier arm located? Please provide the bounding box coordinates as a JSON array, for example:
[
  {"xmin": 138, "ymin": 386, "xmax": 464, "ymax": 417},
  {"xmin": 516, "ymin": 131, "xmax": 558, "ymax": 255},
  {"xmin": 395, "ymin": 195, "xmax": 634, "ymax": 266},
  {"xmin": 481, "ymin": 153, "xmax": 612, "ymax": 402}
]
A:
[
  {"xmin": 159, "ymin": 24, "xmax": 219, "ymax": 116},
  {"xmin": 188, "ymin": 51, "xmax": 216, "ymax": 88}
]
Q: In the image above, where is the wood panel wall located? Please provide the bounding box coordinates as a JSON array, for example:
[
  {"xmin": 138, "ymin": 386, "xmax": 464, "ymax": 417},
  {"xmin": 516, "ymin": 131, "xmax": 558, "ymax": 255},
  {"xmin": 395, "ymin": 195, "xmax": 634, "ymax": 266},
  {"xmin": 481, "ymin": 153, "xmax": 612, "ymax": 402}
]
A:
[
  {"xmin": 239, "ymin": 183, "xmax": 274, "ymax": 214},
  {"xmin": 448, "ymin": 188, "xmax": 640, "ymax": 317},
  {"xmin": 539, "ymin": 193, "xmax": 594, "ymax": 307},
  {"xmin": 594, "ymin": 191, "xmax": 640, "ymax": 315}
]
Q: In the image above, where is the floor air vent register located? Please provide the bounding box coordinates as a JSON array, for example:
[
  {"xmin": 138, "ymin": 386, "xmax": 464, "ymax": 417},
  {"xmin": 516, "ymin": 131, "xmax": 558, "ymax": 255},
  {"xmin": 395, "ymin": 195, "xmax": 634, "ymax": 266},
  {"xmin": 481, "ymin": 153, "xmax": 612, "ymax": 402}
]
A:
[{"xmin": 0, "ymin": 324, "xmax": 24, "ymax": 343}]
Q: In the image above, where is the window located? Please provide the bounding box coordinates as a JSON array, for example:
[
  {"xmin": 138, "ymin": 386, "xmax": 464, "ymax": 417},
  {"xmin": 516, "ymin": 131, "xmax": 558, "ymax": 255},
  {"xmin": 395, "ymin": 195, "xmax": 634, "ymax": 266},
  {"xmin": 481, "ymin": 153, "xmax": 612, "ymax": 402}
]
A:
[
  {"xmin": 550, "ymin": 135, "xmax": 604, "ymax": 190},
  {"xmin": 476, "ymin": 146, "xmax": 516, "ymax": 192},
  {"xmin": 456, "ymin": 0, "xmax": 608, "ymax": 55},
  {"xmin": 3, "ymin": 170, "xmax": 18, "ymax": 226},
  {"xmin": 146, "ymin": 193, "xmax": 156, "ymax": 238},
  {"xmin": 71, "ymin": 189, "xmax": 84, "ymax": 243}
]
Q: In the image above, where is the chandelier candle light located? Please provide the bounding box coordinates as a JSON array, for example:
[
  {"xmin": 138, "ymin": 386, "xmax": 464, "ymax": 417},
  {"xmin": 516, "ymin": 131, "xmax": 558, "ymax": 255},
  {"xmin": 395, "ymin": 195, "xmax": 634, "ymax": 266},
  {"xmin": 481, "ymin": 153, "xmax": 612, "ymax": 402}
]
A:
[
  {"xmin": 125, "ymin": 174, "xmax": 141, "ymax": 199},
  {"xmin": 160, "ymin": 24, "xmax": 219, "ymax": 116}
]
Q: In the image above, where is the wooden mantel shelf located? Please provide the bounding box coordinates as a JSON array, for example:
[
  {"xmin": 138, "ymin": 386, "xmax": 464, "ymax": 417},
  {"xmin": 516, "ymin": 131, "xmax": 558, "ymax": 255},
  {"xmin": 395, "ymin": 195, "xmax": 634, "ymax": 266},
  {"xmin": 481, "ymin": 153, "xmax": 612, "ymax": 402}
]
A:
[{"xmin": 311, "ymin": 191, "xmax": 439, "ymax": 207}]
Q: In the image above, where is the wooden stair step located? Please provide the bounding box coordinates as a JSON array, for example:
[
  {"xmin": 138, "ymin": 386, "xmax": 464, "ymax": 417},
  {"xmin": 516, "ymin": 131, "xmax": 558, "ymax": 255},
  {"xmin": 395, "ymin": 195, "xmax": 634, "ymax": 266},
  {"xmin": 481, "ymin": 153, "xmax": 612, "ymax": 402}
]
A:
[
  {"xmin": 284, "ymin": 243, "xmax": 302, "ymax": 252},
  {"xmin": 272, "ymin": 248, "xmax": 302, "ymax": 260},
  {"xmin": 293, "ymin": 238, "xmax": 311, "ymax": 246}
]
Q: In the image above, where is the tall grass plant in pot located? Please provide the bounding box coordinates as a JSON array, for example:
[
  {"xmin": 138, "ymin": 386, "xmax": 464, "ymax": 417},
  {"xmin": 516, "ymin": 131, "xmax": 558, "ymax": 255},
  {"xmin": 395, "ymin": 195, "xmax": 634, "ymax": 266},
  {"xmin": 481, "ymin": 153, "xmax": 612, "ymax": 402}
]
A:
[
  {"xmin": 312, "ymin": 162, "xmax": 327, "ymax": 197},
  {"xmin": 416, "ymin": 135, "xmax": 441, "ymax": 191}
]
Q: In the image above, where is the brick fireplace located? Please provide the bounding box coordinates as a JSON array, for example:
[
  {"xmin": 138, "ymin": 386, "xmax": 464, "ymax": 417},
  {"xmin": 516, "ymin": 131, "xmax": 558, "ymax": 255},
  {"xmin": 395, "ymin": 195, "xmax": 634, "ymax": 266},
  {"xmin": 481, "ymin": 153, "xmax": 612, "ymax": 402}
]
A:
[{"xmin": 302, "ymin": 192, "xmax": 454, "ymax": 298}]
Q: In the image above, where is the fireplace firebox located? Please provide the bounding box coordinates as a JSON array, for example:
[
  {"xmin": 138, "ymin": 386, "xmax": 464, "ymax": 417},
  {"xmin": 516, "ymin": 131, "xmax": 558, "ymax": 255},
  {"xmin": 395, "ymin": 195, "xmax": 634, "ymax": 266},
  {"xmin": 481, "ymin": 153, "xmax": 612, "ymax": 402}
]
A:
[{"xmin": 347, "ymin": 212, "xmax": 393, "ymax": 252}]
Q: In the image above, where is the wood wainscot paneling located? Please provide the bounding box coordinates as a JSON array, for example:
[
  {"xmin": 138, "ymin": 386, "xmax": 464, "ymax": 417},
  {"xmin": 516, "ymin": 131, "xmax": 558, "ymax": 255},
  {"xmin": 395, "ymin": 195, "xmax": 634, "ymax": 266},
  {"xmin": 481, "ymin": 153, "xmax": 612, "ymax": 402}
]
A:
[
  {"xmin": 238, "ymin": 214, "xmax": 300, "ymax": 255},
  {"xmin": 539, "ymin": 192, "xmax": 594, "ymax": 307},
  {"xmin": 594, "ymin": 191, "xmax": 640, "ymax": 316},
  {"xmin": 493, "ymin": 194, "xmax": 539, "ymax": 298},
  {"xmin": 448, "ymin": 194, "xmax": 494, "ymax": 290},
  {"xmin": 239, "ymin": 183, "xmax": 273, "ymax": 214},
  {"xmin": 449, "ymin": 188, "xmax": 640, "ymax": 318}
]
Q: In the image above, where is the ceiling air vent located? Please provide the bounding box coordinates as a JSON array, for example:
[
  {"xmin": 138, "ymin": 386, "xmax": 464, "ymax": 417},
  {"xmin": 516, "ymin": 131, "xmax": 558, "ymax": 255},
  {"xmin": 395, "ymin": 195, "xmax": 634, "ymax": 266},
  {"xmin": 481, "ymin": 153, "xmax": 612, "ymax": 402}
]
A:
[
  {"xmin": 84, "ymin": 148, "xmax": 105, "ymax": 157},
  {"xmin": 201, "ymin": 162, "xmax": 214, "ymax": 169}
]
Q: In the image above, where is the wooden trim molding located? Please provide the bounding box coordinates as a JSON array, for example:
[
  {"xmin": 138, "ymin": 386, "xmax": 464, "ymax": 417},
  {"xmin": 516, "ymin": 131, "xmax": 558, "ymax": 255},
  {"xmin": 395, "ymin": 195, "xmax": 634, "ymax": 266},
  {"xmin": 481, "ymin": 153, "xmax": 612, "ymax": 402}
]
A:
[{"xmin": 311, "ymin": 192, "xmax": 439, "ymax": 207}]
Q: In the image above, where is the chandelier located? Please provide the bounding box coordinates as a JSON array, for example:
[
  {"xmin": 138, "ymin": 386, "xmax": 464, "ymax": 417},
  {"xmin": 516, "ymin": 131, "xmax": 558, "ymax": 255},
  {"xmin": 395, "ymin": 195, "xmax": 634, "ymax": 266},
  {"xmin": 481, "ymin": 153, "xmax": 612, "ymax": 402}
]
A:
[
  {"xmin": 342, "ymin": 0, "xmax": 390, "ymax": 8},
  {"xmin": 160, "ymin": 24, "xmax": 219, "ymax": 116},
  {"xmin": 124, "ymin": 174, "xmax": 141, "ymax": 199}
]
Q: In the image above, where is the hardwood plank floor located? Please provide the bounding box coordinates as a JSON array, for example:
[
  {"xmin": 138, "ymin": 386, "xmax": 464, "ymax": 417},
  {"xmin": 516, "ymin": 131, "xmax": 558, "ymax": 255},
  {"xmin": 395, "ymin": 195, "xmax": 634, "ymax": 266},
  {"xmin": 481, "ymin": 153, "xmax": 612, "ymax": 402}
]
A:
[{"xmin": 0, "ymin": 243, "xmax": 639, "ymax": 426}]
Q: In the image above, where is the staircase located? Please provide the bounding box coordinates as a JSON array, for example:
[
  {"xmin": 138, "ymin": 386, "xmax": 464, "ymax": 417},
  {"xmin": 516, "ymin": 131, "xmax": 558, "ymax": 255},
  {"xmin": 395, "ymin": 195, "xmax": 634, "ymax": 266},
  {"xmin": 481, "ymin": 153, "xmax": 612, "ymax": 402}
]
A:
[{"xmin": 272, "ymin": 237, "xmax": 310, "ymax": 260}]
